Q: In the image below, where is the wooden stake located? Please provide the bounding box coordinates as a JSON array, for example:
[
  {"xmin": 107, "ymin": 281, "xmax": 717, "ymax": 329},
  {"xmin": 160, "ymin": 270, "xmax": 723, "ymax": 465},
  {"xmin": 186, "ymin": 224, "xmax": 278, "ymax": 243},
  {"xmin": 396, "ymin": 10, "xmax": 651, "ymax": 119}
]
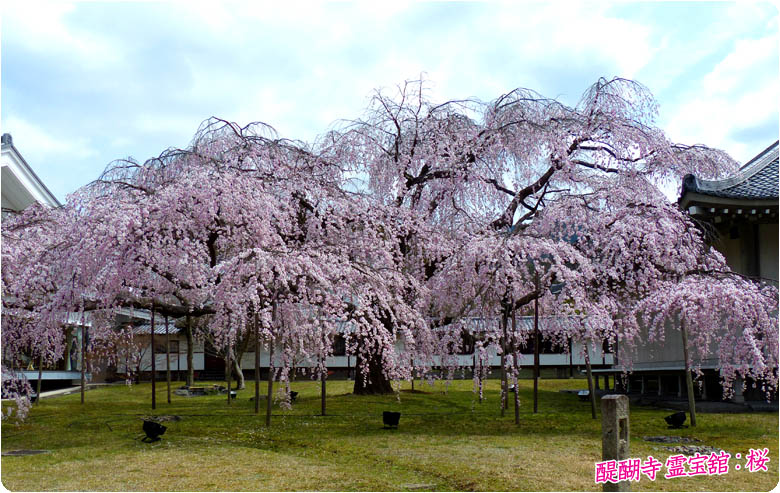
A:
[
  {"xmin": 681, "ymin": 320, "xmax": 697, "ymax": 427},
  {"xmin": 511, "ymin": 307, "xmax": 520, "ymax": 425},
  {"xmin": 226, "ymin": 346, "xmax": 232, "ymax": 406},
  {"xmin": 266, "ymin": 342, "xmax": 274, "ymax": 427},
  {"xmin": 585, "ymin": 343, "xmax": 597, "ymax": 419},
  {"xmin": 500, "ymin": 309, "xmax": 508, "ymax": 416},
  {"xmin": 254, "ymin": 312, "xmax": 260, "ymax": 415},
  {"xmin": 36, "ymin": 355, "xmax": 43, "ymax": 405},
  {"xmin": 533, "ymin": 273, "xmax": 540, "ymax": 414},
  {"xmin": 321, "ymin": 356, "xmax": 326, "ymax": 416},
  {"xmin": 151, "ymin": 305, "xmax": 156, "ymax": 410},
  {"xmin": 80, "ymin": 321, "xmax": 86, "ymax": 405},
  {"xmin": 165, "ymin": 314, "xmax": 171, "ymax": 404}
]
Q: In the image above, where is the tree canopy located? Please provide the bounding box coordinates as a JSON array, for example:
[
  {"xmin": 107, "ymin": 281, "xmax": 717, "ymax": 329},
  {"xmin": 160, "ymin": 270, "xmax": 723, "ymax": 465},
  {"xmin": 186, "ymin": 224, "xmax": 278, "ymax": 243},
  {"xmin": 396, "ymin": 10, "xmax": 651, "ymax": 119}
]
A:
[{"xmin": 3, "ymin": 78, "xmax": 776, "ymax": 418}]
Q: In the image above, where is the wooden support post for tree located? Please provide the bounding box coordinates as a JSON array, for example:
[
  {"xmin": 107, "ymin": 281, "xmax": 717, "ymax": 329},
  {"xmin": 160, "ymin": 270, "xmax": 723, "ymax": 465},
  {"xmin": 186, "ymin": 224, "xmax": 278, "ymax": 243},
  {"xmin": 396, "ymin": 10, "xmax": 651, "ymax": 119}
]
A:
[
  {"xmin": 474, "ymin": 353, "xmax": 483, "ymax": 403},
  {"xmin": 185, "ymin": 314, "xmax": 194, "ymax": 387},
  {"xmin": 254, "ymin": 313, "xmax": 260, "ymax": 415},
  {"xmin": 151, "ymin": 305, "xmax": 156, "ymax": 410},
  {"xmin": 533, "ymin": 274, "xmax": 540, "ymax": 414},
  {"xmin": 226, "ymin": 346, "xmax": 232, "ymax": 406},
  {"xmin": 680, "ymin": 320, "xmax": 697, "ymax": 427},
  {"xmin": 585, "ymin": 343, "xmax": 597, "ymax": 419},
  {"xmin": 266, "ymin": 341, "xmax": 274, "ymax": 427},
  {"xmin": 500, "ymin": 308, "xmax": 509, "ymax": 415},
  {"xmin": 80, "ymin": 322, "xmax": 86, "ymax": 405},
  {"xmin": 177, "ymin": 324, "xmax": 181, "ymax": 383},
  {"xmin": 511, "ymin": 307, "xmax": 520, "ymax": 425},
  {"xmin": 410, "ymin": 356, "xmax": 415, "ymax": 391},
  {"xmin": 569, "ymin": 337, "xmax": 574, "ymax": 378},
  {"xmin": 36, "ymin": 355, "xmax": 43, "ymax": 405},
  {"xmin": 321, "ymin": 356, "xmax": 326, "ymax": 416},
  {"xmin": 165, "ymin": 315, "xmax": 171, "ymax": 404}
]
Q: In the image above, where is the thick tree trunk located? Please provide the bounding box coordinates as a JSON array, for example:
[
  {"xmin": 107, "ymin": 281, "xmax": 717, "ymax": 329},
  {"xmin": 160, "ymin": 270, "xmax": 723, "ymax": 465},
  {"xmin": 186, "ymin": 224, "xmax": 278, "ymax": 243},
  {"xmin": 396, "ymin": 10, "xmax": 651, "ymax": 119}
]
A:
[
  {"xmin": 185, "ymin": 315, "xmax": 194, "ymax": 386},
  {"xmin": 353, "ymin": 350, "xmax": 393, "ymax": 395},
  {"xmin": 232, "ymin": 355, "xmax": 245, "ymax": 390}
]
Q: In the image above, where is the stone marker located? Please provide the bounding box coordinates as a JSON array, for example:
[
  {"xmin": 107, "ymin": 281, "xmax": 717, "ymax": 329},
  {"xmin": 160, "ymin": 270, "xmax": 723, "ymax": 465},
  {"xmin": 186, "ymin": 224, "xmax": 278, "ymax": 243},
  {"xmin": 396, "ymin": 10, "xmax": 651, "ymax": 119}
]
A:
[{"xmin": 602, "ymin": 394, "xmax": 630, "ymax": 492}]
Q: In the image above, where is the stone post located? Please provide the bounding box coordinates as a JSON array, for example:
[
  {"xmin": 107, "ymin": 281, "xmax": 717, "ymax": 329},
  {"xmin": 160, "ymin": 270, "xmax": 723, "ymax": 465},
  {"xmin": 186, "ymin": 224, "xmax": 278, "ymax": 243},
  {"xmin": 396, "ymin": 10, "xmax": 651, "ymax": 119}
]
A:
[{"xmin": 602, "ymin": 394, "xmax": 630, "ymax": 492}]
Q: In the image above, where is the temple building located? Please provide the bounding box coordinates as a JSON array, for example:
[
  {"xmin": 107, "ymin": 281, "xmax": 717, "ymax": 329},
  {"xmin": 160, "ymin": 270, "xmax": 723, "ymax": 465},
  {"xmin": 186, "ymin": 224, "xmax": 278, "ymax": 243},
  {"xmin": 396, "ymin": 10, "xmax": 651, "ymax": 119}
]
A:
[{"xmin": 605, "ymin": 141, "xmax": 778, "ymax": 406}]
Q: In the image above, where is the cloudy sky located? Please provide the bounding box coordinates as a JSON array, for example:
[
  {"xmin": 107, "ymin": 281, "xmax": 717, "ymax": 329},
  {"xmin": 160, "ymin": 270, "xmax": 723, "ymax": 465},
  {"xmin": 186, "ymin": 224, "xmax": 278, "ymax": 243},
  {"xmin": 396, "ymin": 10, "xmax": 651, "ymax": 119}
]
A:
[{"xmin": 2, "ymin": 1, "xmax": 778, "ymax": 203}]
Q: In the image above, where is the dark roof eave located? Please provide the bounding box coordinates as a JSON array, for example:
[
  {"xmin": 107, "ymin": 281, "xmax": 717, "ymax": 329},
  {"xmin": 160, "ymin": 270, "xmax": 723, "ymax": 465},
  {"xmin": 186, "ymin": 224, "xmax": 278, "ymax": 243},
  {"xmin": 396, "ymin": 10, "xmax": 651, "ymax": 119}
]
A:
[{"xmin": 680, "ymin": 191, "xmax": 779, "ymax": 211}]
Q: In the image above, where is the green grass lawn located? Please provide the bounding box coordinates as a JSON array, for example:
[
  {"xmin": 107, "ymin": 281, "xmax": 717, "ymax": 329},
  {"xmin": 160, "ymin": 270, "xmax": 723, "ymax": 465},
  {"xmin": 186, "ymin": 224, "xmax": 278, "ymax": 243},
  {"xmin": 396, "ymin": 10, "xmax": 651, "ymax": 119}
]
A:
[{"xmin": 1, "ymin": 378, "xmax": 777, "ymax": 491}]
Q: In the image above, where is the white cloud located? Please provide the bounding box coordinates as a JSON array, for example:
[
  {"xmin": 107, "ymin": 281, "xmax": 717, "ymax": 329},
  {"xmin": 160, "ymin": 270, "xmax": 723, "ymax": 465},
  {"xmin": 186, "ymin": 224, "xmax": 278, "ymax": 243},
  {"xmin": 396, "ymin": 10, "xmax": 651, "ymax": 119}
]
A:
[
  {"xmin": 2, "ymin": 2, "xmax": 777, "ymax": 197},
  {"xmin": 2, "ymin": 115, "xmax": 98, "ymax": 162},
  {"xmin": 3, "ymin": 1, "xmax": 121, "ymax": 70},
  {"xmin": 662, "ymin": 33, "xmax": 778, "ymax": 163}
]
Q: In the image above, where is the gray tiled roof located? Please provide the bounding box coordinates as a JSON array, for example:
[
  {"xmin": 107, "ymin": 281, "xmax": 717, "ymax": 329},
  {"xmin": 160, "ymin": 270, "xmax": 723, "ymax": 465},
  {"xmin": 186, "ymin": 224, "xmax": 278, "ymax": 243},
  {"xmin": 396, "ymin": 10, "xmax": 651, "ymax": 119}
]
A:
[
  {"xmin": 132, "ymin": 321, "xmax": 181, "ymax": 335},
  {"xmin": 682, "ymin": 141, "xmax": 779, "ymax": 200}
]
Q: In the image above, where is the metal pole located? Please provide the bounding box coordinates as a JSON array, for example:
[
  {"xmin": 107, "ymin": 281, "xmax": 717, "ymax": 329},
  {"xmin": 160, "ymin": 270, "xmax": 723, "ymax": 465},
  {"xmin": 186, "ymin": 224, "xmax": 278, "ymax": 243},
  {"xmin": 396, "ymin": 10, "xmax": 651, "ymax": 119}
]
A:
[
  {"xmin": 151, "ymin": 305, "xmax": 156, "ymax": 410},
  {"xmin": 681, "ymin": 320, "xmax": 697, "ymax": 427},
  {"xmin": 165, "ymin": 315, "xmax": 171, "ymax": 404}
]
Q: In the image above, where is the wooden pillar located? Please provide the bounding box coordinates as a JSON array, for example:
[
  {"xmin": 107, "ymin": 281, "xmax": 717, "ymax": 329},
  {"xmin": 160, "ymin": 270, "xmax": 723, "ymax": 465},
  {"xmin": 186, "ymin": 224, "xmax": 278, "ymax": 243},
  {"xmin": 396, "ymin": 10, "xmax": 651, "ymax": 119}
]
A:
[
  {"xmin": 151, "ymin": 306, "xmax": 156, "ymax": 410},
  {"xmin": 585, "ymin": 344, "xmax": 597, "ymax": 419},
  {"xmin": 254, "ymin": 312, "xmax": 260, "ymax": 415},
  {"xmin": 680, "ymin": 321, "xmax": 697, "ymax": 427},
  {"xmin": 568, "ymin": 337, "xmax": 573, "ymax": 378},
  {"xmin": 533, "ymin": 274, "xmax": 540, "ymax": 414},
  {"xmin": 80, "ymin": 322, "xmax": 86, "ymax": 405},
  {"xmin": 511, "ymin": 307, "xmax": 520, "ymax": 425},
  {"xmin": 36, "ymin": 355, "xmax": 43, "ymax": 405},
  {"xmin": 165, "ymin": 315, "xmax": 171, "ymax": 404},
  {"xmin": 226, "ymin": 346, "xmax": 232, "ymax": 406},
  {"xmin": 500, "ymin": 309, "xmax": 509, "ymax": 415},
  {"xmin": 266, "ymin": 342, "xmax": 274, "ymax": 427}
]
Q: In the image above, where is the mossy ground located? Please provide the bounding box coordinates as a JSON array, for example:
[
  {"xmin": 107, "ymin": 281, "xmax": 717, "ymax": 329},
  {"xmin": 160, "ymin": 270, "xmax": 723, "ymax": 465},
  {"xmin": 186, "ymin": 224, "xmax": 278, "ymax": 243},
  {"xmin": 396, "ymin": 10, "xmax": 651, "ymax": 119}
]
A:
[{"xmin": 1, "ymin": 378, "xmax": 777, "ymax": 491}]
